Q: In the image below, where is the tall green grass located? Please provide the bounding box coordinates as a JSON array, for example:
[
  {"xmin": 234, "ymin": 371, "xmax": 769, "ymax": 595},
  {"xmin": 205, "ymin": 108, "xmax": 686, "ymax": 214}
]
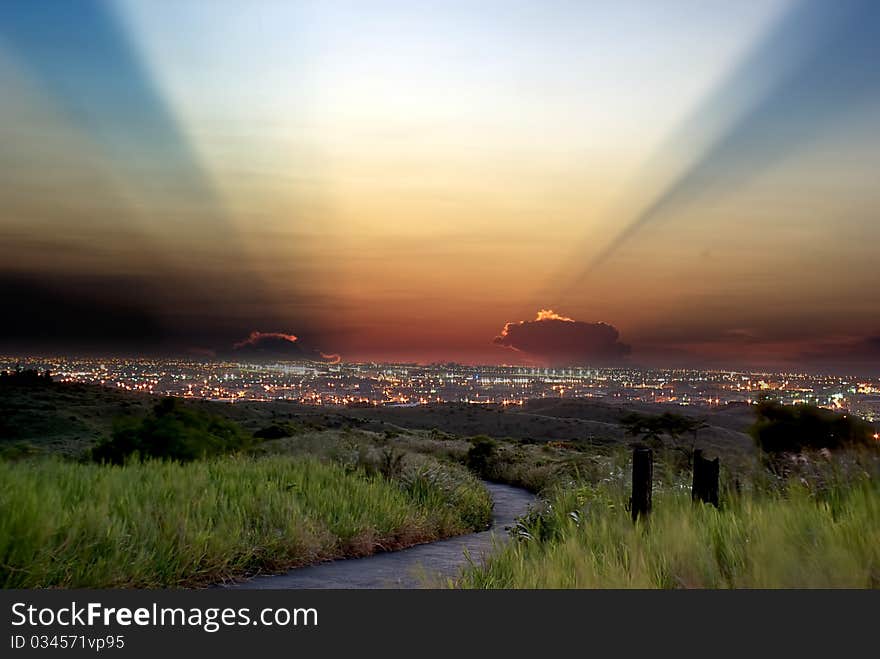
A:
[
  {"xmin": 458, "ymin": 460, "xmax": 880, "ymax": 588},
  {"xmin": 254, "ymin": 428, "xmax": 494, "ymax": 533},
  {"xmin": 0, "ymin": 456, "xmax": 490, "ymax": 588}
]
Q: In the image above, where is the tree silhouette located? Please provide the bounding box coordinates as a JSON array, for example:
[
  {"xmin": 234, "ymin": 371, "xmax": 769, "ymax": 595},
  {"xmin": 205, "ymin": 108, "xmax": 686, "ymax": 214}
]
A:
[{"xmin": 621, "ymin": 412, "xmax": 708, "ymax": 458}]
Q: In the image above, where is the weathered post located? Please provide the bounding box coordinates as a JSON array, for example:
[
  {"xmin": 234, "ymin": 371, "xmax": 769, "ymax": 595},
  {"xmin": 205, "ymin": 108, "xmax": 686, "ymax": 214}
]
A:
[
  {"xmin": 692, "ymin": 449, "xmax": 720, "ymax": 507},
  {"xmin": 706, "ymin": 456, "xmax": 720, "ymax": 507},
  {"xmin": 631, "ymin": 447, "xmax": 653, "ymax": 522}
]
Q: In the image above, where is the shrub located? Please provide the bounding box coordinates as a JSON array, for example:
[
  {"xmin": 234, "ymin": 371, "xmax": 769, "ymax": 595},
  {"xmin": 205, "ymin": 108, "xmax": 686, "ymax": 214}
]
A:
[
  {"xmin": 0, "ymin": 368, "xmax": 52, "ymax": 387},
  {"xmin": 0, "ymin": 441, "xmax": 40, "ymax": 461},
  {"xmin": 254, "ymin": 421, "xmax": 300, "ymax": 440},
  {"xmin": 750, "ymin": 401, "xmax": 875, "ymax": 454},
  {"xmin": 465, "ymin": 436, "xmax": 498, "ymax": 477},
  {"xmin": 91, "ymin": 397, "xmax": 253, "ymax": 464}
]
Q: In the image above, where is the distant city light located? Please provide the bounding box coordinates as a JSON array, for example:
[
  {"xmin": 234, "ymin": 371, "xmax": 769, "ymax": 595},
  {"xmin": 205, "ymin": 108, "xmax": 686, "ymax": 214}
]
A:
[{"xmin": 1, "ymin": 357, "xmax": 878, "ymax": 421}]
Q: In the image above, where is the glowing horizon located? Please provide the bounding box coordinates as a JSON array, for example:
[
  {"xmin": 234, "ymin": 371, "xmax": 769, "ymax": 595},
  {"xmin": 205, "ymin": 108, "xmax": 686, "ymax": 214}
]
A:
[{"xmin": 1, "ymin": 0, "xmax": 878, "ymax": 373}]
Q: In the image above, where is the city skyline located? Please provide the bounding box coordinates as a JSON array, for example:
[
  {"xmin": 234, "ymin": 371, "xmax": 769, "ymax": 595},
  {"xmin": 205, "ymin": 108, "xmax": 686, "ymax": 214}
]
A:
[{"xmin": 1, "ymin": 0, "xmax": 879, "ymax": 373}]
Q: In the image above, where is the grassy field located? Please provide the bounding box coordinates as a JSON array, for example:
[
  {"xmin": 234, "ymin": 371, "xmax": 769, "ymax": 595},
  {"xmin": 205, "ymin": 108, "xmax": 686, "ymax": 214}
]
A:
[
  {"xmin": 4, "ymin": 380, "xmax": 877, "ymax": 589},
  {"xmin": 457, "ymin": 452, "xmax": 880, "ymax": 588},
  {"xmin": 0, "ymin": 455, "xmax": 491, "ymax": 588},
  {"xmin": 0, "ymin": 380, "xmax": 756, "ymax": 458}
]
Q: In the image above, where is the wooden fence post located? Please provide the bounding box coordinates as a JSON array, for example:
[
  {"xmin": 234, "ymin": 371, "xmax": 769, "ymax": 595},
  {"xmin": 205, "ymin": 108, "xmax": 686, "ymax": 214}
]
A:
[
  {"xmin": 631, "ymin": 447, "xmax": 653, "ymax": 522},
  {"xmin": 692, "ymin": 449, "xmax": 720, "ymax": 507}
]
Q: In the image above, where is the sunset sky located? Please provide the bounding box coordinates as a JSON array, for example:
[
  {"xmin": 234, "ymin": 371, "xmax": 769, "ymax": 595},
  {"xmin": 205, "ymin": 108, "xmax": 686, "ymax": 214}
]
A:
[{"xmin": 1, "ymin": 0, "xmax": 878, "ymax": 372}]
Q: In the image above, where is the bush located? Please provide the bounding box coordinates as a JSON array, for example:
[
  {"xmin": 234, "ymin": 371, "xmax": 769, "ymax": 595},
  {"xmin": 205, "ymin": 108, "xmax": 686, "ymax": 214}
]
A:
[
  {"xmin": 0, "ymin": 368, "xmax": 52, "ymax": 387},
  {"xmin": 465, "ymin": 436, "xmax": 498, "ymax": 477},
  {"xmin": 91, "ymin": 397, "xmax": 253, "ymax": 464},
  {"xmin": 399, "ymin": 458, "xmax": 493, "ymax": 533},
  {"xmin": 254, "ymin": 422, "xmax": 300, "ymax": 440},
  {"xmin": 0, "ymin": 441, "xmax": 40, "ymax": 461},
  {"xmin": 750, "ymin": 401, "xmax": 875, "ymax": 454}
]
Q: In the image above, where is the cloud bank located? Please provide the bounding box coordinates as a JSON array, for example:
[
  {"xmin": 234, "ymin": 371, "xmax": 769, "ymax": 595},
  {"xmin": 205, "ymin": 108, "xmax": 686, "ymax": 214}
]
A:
[
  {"xmin": 493, "ymin": 309, "xmax": 630, "ymax": 366},
  {"xmin": 228, "ymin": 331, "xmax": 339, "ymax": 363},
  {"xmin": 798, "ymin": 333, "xmax": 880, "ymax": 374}
]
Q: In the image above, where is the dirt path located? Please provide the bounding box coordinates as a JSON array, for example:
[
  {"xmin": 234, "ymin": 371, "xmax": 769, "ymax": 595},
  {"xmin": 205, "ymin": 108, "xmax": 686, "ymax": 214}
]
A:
[{"xmin": 223, "ymin": 482, "xmax": 535, "ymax": 589}]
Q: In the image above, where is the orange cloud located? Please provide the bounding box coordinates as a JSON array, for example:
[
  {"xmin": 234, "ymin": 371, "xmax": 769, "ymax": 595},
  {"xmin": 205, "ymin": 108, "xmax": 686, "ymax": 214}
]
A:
[
  {"xmin": 498, "ymin": 309, "xmax": 574, "ymax": 339},
  {"xmin": 535, "ymin": 309, "xmax": 575, "ymax": 322},
  {"xmin": 233, "ymin": 331, "xmax": 298, "ymax": 349},
  {"xmin": 320, "ymin": 352, "xmax": 342, "ymax": 364}
]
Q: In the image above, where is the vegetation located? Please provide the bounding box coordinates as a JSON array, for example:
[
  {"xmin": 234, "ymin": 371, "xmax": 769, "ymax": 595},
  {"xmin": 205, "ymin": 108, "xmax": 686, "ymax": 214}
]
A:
[
  {"xmin": 750, "ymin": 401, "xmax": 875, "ymax": 453},
  {"xmin": 91, "ymin": 397, "xmax": 254, "ymax": 464},
  {"xmin": 253, "ymin": 421, "xmax": 301, "ymax": 440},
  {"xmin": 465, "ymin": 436, "xmax": 498, "ymax": 477},
  {"xmin": 458, "ymin": 449, "xmax": 880, "ymax": 588},
  {"xmin": 0, "ymin": 441, "xmax": 40, "ymax": 462},
  {"xmin": 0, "ymin": 367, "xmax": 53, "ymax": 387},
  {"xmin": 0, "ymin": 387, "xmax": 493, "ymax": 588},
  {"xmin": 455, "ymin": 435, "xmax": 640, "ymax": 494},
  {"xmin": 620, "ymin": 412, "xmax": 708, "ymax": 453},
  {"xmin": 0, "ymin": 455, "xmax": 491, "ymax": 588},
  {"xmin": 4, "ymin": 381, "xmax": 878, "ymax": 590},
  {"xmin": 276, "ymin": 434, "xmax": 494, "ymax": 532}
]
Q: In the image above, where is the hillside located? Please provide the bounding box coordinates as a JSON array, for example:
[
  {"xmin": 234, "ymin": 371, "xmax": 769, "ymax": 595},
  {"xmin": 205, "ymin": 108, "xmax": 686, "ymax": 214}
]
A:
[{"xmin": 0, "ymin": 380, "xmax": 756, "ymax": 459}]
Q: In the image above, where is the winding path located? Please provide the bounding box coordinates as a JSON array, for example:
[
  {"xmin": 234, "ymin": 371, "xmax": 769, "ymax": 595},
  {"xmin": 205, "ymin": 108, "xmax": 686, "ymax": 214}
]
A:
[{"xmin": 224, "ymin": 482, "xmax": 534, "ymax": 589}]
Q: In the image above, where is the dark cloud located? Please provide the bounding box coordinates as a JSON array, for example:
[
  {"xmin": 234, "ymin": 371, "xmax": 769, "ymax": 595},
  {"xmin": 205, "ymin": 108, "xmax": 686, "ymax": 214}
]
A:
[
  {"xmin": 798, "ymin": 334, "xmax": 880, "ymax": 374},
  {"xmin": 227, "ymin": 331, "xmax": 339, "ymax": 363},
  {"xmin": 493, "ymin": 310, "xmax": 630, "ymax": 366},
  {"xmin": 0, "ymin": 272, "xmax": 255, "ymax": 356},
  {"xmin": 0, "ymin": 274, "xmax": 164, "ymax": 353},
  {"xmin": 0, "ymin": 270, "xmax": 331, "ymax": 358}
]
